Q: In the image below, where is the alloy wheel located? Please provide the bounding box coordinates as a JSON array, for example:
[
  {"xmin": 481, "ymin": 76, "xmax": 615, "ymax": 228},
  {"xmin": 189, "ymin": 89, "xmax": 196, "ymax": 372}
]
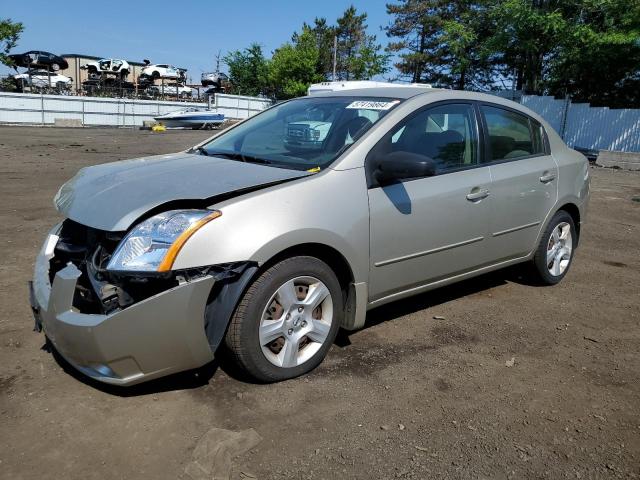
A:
[
  {"xmin": 547, "ymin": 222, "xmax": 573, "ymax": 276},
  {"xmin": 259, "ymin": 276, "xmax": 333, "ymax": 368}
]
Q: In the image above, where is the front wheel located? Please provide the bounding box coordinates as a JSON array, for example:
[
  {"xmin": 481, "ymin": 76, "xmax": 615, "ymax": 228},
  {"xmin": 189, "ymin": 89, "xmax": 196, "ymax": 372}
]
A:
[
  {"xmin": 224, "ymin": 256, "xmax": 343, "ymax": 382},
  {"xmin": 531, "ymin": 210, "xmax": 576, "ymax": 285}
]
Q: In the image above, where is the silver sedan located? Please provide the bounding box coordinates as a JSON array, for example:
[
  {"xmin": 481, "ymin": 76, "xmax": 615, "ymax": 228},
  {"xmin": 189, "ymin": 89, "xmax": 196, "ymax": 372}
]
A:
[{"xmin": 30, "ymin": 87, "xmax": 590, "ymax": 385}]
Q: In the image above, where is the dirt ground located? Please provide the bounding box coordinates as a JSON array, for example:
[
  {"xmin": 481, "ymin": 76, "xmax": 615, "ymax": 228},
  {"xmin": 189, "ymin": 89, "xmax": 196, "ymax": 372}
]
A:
[{"xmin": 1, "ymin": 126, "xmax": 639, "ymax": 480}]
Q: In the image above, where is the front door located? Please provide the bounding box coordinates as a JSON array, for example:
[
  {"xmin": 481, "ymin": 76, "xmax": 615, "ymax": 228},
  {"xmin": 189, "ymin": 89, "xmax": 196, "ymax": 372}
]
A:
[{"xmin": 367, "ymin": 103, "xmax": 492, "ymax": 302}]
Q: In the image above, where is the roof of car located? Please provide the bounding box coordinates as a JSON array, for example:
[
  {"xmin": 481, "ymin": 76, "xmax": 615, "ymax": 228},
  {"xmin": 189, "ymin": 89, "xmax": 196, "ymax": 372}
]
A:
[{"xmin": 311, "ymin": 86, "xmax": 443, "ymax": 99}]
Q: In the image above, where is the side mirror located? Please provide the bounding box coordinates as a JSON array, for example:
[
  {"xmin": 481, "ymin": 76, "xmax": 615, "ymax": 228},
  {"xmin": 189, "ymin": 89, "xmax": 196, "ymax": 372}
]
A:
[{"xmin": 373, "ymin": 151, "xmax": 436, "ymax": 185}]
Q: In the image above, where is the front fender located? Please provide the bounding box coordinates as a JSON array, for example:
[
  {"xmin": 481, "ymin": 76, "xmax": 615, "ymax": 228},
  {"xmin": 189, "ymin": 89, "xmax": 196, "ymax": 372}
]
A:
[{"xmin": 171, "ymin": 167, "xmax": 371, "ymax": 284}]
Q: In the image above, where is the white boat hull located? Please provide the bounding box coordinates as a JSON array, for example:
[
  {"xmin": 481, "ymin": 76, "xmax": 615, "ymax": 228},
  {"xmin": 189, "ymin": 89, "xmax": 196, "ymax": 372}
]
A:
[{"xmin": 154, "ymin": 110, "xmax": 225, "ymax": 129}]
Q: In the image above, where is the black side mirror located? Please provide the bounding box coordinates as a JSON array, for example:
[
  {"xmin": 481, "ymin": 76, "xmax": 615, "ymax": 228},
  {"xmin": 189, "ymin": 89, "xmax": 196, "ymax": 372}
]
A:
[{"xmin": 373, "ymin": 151, "xmax": 436, "ymax": 185}]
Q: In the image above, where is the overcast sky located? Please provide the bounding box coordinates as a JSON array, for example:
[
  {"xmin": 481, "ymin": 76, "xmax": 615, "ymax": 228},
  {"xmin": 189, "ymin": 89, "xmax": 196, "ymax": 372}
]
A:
[{"xmin": 2, "ymin": 0, "xmax": 394, "ymax": 82}]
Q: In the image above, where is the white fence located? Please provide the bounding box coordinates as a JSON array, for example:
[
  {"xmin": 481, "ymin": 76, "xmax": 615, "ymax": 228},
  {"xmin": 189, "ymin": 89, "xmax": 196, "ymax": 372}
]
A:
[
  {"xmin": 0, "ymin": 92, "xmax": 272, "ymax": 127},
  {"xmin": 494, "ymin": 91, "xmax": 640, "ymax": 153}
]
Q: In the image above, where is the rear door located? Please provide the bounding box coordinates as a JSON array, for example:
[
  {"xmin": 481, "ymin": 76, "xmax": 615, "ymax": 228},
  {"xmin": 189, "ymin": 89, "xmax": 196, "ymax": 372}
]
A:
[{"xmin": 479, "ymin": 104, "xmax": 558, "ymax": 261}]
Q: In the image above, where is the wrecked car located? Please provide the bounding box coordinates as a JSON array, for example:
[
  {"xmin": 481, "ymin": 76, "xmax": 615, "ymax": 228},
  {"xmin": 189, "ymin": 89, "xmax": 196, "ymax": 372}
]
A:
[{"xmin": 30, "ymin": 88, "xmax": 590, "ymax": 386}]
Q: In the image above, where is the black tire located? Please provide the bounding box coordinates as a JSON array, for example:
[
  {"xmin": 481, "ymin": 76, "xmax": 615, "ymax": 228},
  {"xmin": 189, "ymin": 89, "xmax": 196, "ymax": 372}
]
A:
[
  {"xmin": 224, "ymin": 256, "xmax": 343, "ymax": 382},
  {"xmin": 152, "ymin": 71, "xmax": 160, "ymax": 79},
  {"xmin": 51, "ymin": 63, "xmax": 60, "ymax": 71},
  {"xmin": 531, "ymin": 210, "xmax": 577, "ymax": 285}
]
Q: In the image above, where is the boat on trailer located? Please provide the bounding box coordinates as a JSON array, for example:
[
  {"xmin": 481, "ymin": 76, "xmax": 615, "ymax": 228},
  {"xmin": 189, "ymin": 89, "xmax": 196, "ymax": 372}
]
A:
[{"xmin": 154, "ymin": 107, "xmax": 225, "ymax": 129}]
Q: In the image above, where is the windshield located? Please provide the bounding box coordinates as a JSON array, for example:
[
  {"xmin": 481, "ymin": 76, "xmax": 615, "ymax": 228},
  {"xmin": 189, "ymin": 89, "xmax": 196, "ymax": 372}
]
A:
[{"xmin": 197, "ymin": 96, "xmax": 401, "ymax": 171}]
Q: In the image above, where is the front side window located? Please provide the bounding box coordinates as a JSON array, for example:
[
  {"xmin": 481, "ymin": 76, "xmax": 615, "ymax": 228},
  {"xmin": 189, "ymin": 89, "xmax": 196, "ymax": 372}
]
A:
[
  {"xmin": 199, "ymin": 97, "xmax": 401, "ymax": 171},
  {"xmin": 481, "ymin": 105, "xmax": 544, "ymax": 161},
  {"xmin": 377, "ymin": 103, "xmax": 478, "ymax": 174}
]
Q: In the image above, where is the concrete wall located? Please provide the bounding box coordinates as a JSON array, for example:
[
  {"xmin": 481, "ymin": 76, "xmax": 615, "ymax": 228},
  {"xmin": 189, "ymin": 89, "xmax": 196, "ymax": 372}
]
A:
[
  {"xmin": 596, "ymin": 151, "xmax": 640, "ymax": 171},
  {"xmin": 0, "ymin": 92, "xmax": 271, "ymax": 126}
]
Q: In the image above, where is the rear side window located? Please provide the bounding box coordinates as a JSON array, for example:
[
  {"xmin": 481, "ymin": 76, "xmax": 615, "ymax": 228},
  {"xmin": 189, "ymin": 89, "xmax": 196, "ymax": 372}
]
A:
[{"xmin": 481, "ymin": 106, "xmax": 544, "ymax": 161}]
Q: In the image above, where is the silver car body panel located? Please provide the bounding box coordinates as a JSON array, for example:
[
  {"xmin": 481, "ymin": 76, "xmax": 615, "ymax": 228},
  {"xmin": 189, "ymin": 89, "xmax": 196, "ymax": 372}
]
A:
[
  {"xmin": 175, "ymin": 88, "xmax": 588, "ymax": 311},
  {"xmin": 32, "ymin": 87, "xmax": 590, "ymax": 384},
  {"xmin": 54, "ymin": 152, "xmax": 310, "ymax": 231},
  {"xmin": 368, "ymin": 167, "xmax": 493, "ymax": 301},
  {"xmin": 173, "ymin": 167, "xmax": 372, "ymax": 283}
]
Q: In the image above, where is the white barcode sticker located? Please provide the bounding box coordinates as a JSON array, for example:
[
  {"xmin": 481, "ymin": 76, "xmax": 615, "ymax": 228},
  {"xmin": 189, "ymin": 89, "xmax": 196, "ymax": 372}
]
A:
[{"xmin": 345, "ymin": 100, "xmax": 400, "ymax": 111}]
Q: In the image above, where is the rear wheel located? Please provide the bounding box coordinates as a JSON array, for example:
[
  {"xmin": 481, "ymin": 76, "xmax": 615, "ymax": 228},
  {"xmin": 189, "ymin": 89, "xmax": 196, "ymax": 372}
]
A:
[
  {"xmin": 531, "ymin": 210, "xmax": 576, "ymax": 285},
  {"xmin": 224, "ymin": 256, "xmax": 342, "ymax": 382}
]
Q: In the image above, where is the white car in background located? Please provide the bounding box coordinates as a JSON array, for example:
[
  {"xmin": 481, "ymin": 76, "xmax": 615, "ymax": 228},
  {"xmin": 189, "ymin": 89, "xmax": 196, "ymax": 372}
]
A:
[
  {"xmin": 82, "ymin": 59, "xmax": 130, "ymax": 78},
  {"xmin": 14, "ymin": 70, "xmax": 73, "ymax": 91},
  {"xmin": 147, "ymin": 83, "xmax": 194, "ymax": 98},
  {"xmin": 141, "ymin": 64, "xmax": 180, "ymax": 79},
  {"xmin": 201, "ymin": 71, "xmax": 229, "ymax": 86}
]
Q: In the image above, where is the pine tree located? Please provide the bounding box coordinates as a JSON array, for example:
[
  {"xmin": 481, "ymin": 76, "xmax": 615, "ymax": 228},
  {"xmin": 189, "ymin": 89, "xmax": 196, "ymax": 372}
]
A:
[
  {"xmin": 385, "ymin": 0, "xmax": 495, "ymax": 89},
  {"xmin": 335, "ymin": 6, "xmax": 388, "ymax": 80}
]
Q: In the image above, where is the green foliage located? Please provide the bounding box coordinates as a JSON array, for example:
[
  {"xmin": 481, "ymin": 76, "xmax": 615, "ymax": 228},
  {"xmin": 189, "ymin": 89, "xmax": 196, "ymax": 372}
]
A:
[
  {"xmin": 546, "ymin": 0, "xmax": 640, "ymax": 107},
  {"xmin": 0, "ymin": 18, "xmax": 24, "ymax": 67},
  {"xmin": 270, "ymin": 27, "xmax": 325, "ymax": 98},
  {"xmin": 335, "ymin": 6, "xmax": 389, "ymax": 80},
  {"xmin": 385, "ymin": 0, "xmax": 640, "ymax": 106},
  {"xmin": 0, "ymin": 75, "xmax": 17, "ymax": 92},
  {"xmin": 385, "ymin": 0, "xmax": 495, "ymax": 89},
  {"xmin": 225, "ymin": 6, "xmax": 389, "ymax": 100},
  {"xmin": 300, "ymin": 18, "xmax": 336, "ymax": 80},
  {"xmin": 223, "ymin": 43, "xmax": 269, "ymax": 96}
]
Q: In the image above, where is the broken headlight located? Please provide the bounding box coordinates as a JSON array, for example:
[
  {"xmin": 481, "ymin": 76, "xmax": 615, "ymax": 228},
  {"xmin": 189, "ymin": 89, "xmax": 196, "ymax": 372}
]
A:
[{"xmin": 106, "ymin": 210, "xmax": 221, "ymax": 272}]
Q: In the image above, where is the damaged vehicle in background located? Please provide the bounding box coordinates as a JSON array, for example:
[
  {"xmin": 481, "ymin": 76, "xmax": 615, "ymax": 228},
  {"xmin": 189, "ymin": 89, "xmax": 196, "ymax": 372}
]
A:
[
  {"xmin": 9, "ymin": 50, "xmax": 69, "ymax": 71},
  {"xmin": 147, "ymin": 83, "xmax": 194, "ymax": 99},
  {"xmin": 81, "ymin": 58, "xmax": 131, "ymax": 79},
  {"xmin": 14, "ymin": 70, "xmax": 73, "ymax": 92},
  {"xmin": 30, "ymin": 87, "xmax": 590, "ymax": 386}
]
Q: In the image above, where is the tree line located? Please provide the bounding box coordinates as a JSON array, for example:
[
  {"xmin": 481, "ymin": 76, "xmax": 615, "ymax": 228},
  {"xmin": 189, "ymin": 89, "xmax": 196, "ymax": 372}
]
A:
[
  {"xmin": 224, "ymin": 6, "xmax": 389, "ymax": 99},
  {"xmin": 226, "ymin": 1, "xmax": 639, "ymax": 107},
  {"xmin": 1, "ymin": 1, "xmax": 638, "ymax": 107}
]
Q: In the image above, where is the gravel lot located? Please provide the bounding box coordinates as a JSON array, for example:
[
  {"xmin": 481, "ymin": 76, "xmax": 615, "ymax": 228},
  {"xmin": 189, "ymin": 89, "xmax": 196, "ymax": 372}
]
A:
[{"xmin": 1, "ymin": 126, "xmax": 639, "ymax": 480}]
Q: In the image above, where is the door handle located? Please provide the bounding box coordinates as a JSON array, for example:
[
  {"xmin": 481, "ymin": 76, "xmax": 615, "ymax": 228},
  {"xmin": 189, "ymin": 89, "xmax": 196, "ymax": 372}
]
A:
[
  {"xmin": 466, "ymin": 188, "xmax": 490, "ymax": 201},
  {"xmin": 540, "ymin": 172, "xmax": 556, "ymax": 183}
]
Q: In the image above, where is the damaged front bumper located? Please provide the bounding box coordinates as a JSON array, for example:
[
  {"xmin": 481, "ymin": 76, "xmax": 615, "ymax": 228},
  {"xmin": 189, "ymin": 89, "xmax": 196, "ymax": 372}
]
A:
[{"xmin": 29, "ymin": 225, "xmax": 216, "ymax": 386}]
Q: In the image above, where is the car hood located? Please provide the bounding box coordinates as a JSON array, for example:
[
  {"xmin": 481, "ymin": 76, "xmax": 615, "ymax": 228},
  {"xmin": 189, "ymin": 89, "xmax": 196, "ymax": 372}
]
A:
[{"xmin": 54, "ymin": 152, "xmax": 311, "ymax": 231}]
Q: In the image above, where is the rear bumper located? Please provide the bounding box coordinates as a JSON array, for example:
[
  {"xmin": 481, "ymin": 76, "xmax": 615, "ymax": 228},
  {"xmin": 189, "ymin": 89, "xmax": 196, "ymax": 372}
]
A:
[{"xmin": 30, "ymin": 226, "xmax": 215, "ymax": 386}]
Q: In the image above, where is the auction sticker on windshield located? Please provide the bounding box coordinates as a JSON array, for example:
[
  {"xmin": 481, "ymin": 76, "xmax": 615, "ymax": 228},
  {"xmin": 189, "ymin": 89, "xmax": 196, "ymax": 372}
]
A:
[{"xmin": 345, "ymin": 100, "xmax": 400, "ymax": 110}]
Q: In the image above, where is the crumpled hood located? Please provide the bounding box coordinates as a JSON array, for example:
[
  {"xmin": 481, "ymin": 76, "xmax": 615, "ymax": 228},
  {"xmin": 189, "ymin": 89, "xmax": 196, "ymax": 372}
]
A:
[{"xmin": 55, "ymin": 152, "xmax": 310, "ymax": 231}]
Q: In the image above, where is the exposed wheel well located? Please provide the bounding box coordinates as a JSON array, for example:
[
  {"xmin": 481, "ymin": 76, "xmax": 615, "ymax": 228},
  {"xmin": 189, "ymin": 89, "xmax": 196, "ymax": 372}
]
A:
[
  {"xmin": 256, "ymin": 244, "xmax": 358, "ymax": 329},
  {"xmin": 259, "ymin": 244, "xmax": 355, "ymax": 297},
  {"xmin": 557, "ymin": 203, "xmax": 581, "ymax": 239}
]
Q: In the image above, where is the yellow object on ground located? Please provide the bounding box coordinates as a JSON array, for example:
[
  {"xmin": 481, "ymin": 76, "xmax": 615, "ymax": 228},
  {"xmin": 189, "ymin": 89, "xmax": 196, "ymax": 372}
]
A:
[{"xmin": 151, "ymin": 124, "xmax": 166, "ymax": 132}]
